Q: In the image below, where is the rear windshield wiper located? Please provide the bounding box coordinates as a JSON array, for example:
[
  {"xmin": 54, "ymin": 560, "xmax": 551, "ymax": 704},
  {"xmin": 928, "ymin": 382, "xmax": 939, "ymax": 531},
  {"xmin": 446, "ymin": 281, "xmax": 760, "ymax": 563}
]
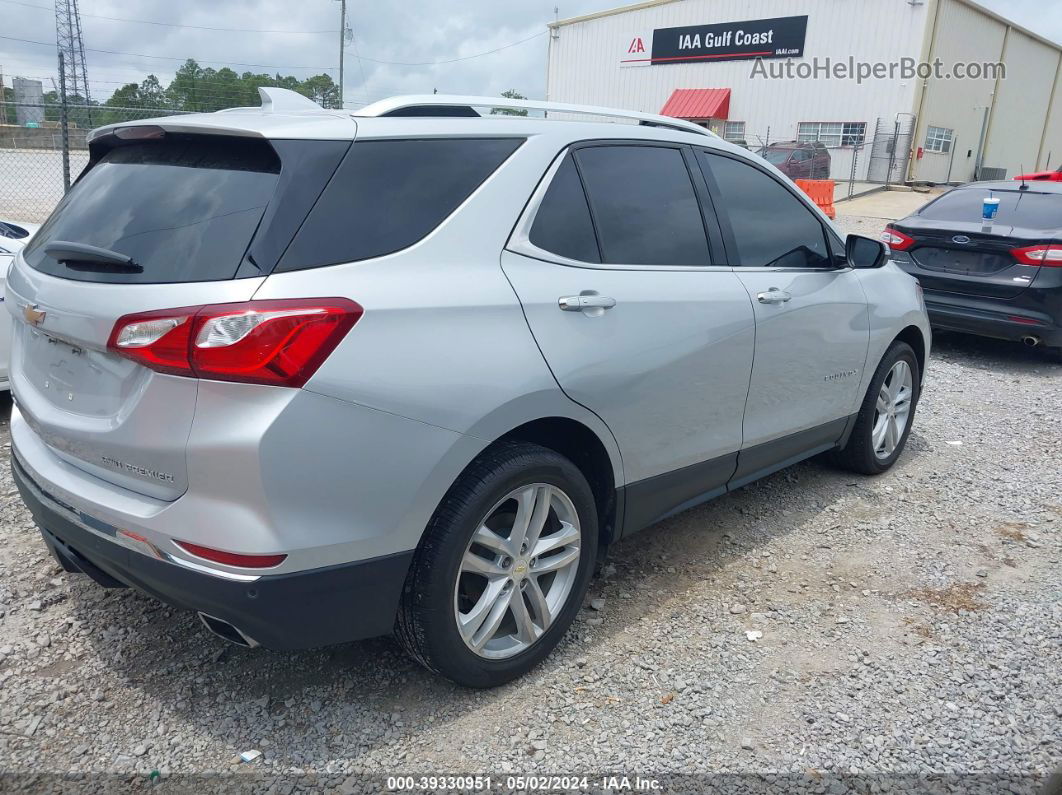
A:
[{"xmin": 43, "ymin": 241, "xmax": 143, "ymax": 273}]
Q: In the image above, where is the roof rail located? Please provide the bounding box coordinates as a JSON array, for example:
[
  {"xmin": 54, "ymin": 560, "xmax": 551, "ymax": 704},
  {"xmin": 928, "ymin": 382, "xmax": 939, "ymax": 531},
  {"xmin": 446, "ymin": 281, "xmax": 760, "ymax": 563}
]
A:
[{"xmin": 353, "ymin": 95, "xmax": 717, "ymax": 138}]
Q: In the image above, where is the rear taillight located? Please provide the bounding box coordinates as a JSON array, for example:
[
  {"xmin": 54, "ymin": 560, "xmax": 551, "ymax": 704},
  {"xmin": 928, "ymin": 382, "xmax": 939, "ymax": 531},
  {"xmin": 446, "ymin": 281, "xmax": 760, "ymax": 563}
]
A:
[
  {"xmin": 175, "ymin": 540, "xmax": 286, "ymax": 569},
  {"xmin": 881, "ymin": 226, "xmax": 915, "ymax": 251},
  {"xmin": 1011, "ymin": 244, "xmax": 1062, "ymax": 267},
  {"xmin": 107, "ymin": 298, "xmax": 363, "ymax": 387}
]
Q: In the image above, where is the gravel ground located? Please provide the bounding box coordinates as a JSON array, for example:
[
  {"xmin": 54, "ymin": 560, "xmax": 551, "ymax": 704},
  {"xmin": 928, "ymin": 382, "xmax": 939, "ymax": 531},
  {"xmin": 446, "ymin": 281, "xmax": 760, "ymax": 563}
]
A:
[{"xmin": 0, "ymin": 214, "xmax": 1059, "ymax": 792}]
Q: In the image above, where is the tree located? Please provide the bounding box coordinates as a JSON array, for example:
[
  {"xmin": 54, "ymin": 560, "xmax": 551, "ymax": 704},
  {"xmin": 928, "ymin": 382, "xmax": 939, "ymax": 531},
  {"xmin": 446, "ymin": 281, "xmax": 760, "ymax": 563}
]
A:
[
  {"xmin": 298, "ymin": 74, "xmax": 341, "ymax": 109},
  {"xmin": 494, "ymin": 89, "xmax": 528, "ymax": 116}
]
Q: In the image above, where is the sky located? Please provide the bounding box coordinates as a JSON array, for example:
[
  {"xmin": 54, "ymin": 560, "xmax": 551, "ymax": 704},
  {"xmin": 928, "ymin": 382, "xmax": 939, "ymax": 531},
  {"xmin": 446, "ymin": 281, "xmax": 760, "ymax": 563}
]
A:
[{"xmin": 1, "ymin": 0, "xmax": 1061, "ymax": 108}]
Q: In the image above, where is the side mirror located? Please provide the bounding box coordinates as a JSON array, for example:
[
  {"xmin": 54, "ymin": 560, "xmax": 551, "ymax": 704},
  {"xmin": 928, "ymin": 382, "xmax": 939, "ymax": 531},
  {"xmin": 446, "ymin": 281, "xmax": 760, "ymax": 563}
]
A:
[{"xmin": 846, "ymin": 234, "xmax": 888, "ymax": 269}]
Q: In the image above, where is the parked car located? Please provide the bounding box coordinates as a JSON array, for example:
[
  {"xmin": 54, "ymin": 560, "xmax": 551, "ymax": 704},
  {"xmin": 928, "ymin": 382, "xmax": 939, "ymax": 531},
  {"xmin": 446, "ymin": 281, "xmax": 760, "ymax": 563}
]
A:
[
  {"xmin": 759, "ymin": 141, "xmax": 831, "ymax": 180},
  {"xmin": 0, "ymin": 219, "xmax": 40, "ymax": 391},
  {"xmin": 883, "ymin": 181, "xmax": 1062, "ymax": 362},
  {"xmin": 6, "ymin": 90, "xmax": 930, "ymax": 687},
  {"xmin": 1014, "ymin": 166, "xmax": 1062, "ymax": 183}
]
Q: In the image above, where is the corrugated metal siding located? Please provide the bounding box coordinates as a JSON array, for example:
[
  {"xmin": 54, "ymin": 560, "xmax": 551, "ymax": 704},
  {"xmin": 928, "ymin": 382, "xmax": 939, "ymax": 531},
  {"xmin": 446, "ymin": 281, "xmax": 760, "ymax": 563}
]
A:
[
  {"xmin": 982, "ymin": 31, "xmax": 1060, "ymax": 178},
  {"xmin": 1039, "ymin": 65, "xmax": 1062, "ymax": 171},
  {"xmin": 547, "ymin": 0, "xmax": 927, "ymax": 181},
  {"xmin": 911, "ymin": 0, "xmax": 1006, "ymax": 183},
  {"xmin": 914, "ymin": 0, "xmax": 1062, "ymax": 183}
]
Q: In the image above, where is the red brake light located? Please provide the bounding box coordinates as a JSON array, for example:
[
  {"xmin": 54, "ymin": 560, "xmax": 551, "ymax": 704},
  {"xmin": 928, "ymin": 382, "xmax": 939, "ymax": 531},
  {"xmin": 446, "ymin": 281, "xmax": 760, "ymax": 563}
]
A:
[
  {"xmin": 1011, "ymin": 244, "xmax": 1062, "ymax": 267},
  {"xmin": 175, "ymin": 540, "xmax": 286, "ymax": 569},
  {"xmin": 107, "ymin": 298, "xmax": 363, "ymax": 387},
  {"xmin": 881, "ymin": 227, "xmax": 915, "ymax": 251}
]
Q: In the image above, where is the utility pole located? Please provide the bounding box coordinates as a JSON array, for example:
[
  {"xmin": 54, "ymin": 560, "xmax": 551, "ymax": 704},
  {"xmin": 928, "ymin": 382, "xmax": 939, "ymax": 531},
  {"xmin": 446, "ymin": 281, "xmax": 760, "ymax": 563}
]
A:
[
  {"xmin": 58, "ymin": 52, "xmax": 71, "ymax": 192},
  {"xmin": 337, "ymin": 0, "xmax": 346, "ymax": 109}
]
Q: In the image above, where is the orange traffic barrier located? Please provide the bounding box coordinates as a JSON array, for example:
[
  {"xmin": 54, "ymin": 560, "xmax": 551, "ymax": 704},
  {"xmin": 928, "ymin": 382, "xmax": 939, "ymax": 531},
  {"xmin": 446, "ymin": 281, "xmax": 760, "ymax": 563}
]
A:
[{"xmin": 795, "ymin": 179, "xmax": 836, "ymax": 219}]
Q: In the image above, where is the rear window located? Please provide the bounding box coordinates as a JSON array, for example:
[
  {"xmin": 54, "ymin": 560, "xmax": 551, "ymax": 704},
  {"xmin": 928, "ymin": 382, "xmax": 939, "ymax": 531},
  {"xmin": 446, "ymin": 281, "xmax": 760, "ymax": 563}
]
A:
[
  {"xmin": 574, "ymin": 145, "xmax": 710, "ymax": 267},
  {"xmin": 920, "ymin": 189, "xmax": 1062, "ymax": 230},
  {"xmin": 529, "ymin": 154, "xmax": 600, "ymax": 263},
  {"xmin": 277, "ymin": 137, "xmax": 523, "ymax": 271},
  {"xmin": 24, "ymin": 136, "xmax": 281, "ymax": 283},
  {"xmin": 763, "ymin": 149, "xmax": 792, "ymax": 165}
]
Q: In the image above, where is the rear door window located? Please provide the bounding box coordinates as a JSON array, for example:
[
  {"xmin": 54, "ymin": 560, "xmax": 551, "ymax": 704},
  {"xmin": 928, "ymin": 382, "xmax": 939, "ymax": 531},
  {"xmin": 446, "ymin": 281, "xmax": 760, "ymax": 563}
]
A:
[
  {"xmin": 23, "ymin": 135, "xmax": 282, "ymax": 283},
  {"xmin": 278, "ymin": 137, "xmax": 523, "ymax": 271},
  {"xmin": 573, "ymin": 145, "xmax": 710, "ymax": 267},
  {"xmin": 528, "ymin": 154, "xmax": 600, "ymax": 263},
  {"xmin": 699, "ymin": 151, "xmax": 832, "ymax": 268}
]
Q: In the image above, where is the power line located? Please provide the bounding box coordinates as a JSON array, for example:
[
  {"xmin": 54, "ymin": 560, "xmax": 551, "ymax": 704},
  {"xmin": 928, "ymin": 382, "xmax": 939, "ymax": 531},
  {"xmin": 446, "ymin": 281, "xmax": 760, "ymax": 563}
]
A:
[
  {"xmin": 1, "ymin": 29, "xmax": 549, "ymax": 71},
  {"xmin": 0, "ymin": 33, "xmax": 339, "ymax": 71},
  {"xmin": 0, "ymin": 0, "xmax": 338, "ymax": 34},
  {"xmin": 351, "ymin": 31, "xmax": 547, "ymax": 66}
]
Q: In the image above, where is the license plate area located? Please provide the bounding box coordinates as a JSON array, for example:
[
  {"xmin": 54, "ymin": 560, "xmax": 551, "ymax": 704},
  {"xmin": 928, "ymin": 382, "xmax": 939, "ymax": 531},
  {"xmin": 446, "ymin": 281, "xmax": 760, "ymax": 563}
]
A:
[{"xmin": 19, "ymin": 325, "xmax": 141, "ymax": 417}]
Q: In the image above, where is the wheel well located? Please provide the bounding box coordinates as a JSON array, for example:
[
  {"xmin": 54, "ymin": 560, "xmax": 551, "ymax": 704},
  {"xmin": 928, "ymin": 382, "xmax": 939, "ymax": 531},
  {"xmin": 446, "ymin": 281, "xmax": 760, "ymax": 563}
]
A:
[
  {"xmin": 496, "ymin": 418, "xmax": 618, "ymax": 555},
  {"xmin": 895, "ymin": 325, "xmax": 927, "ymax": 381}
]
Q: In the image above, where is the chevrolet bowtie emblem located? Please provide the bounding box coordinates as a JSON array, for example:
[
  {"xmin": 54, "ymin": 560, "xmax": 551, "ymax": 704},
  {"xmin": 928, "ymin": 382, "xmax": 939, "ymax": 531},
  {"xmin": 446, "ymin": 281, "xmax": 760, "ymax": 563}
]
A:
[{"xmin": 23, "ymin": 304, "xmax": 46, "ymax": 326}]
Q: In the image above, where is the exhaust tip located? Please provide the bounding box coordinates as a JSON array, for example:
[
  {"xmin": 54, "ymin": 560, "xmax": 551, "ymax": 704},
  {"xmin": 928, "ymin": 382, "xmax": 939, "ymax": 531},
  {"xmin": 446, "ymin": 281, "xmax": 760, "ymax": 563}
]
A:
[
  {"xmin": 198, "ymin": 612, "xmax": 259, "ymax": 648},
  {"xmin": 1021, "ymin": 335, "xmax": 1041, "ymax": 348}
]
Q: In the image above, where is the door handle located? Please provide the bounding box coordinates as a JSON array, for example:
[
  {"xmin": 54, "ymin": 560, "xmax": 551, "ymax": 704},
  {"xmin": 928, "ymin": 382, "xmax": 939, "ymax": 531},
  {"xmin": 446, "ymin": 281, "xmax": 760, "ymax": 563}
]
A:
[
  {"xmin": 757, "ymin": 288, "xmax": 792, "ymax": 305},
  {"xmin": 558, "ymin": 295, "xmax": 617, "ymax": 312}
]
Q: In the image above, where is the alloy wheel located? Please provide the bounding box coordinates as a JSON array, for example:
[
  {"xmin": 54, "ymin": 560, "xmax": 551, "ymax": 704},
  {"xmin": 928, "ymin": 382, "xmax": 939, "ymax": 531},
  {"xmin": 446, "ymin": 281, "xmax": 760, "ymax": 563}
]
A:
[
  {"xmin": 454, "ymin": 483, "xmax": 582, "ymax": 659},
  {"xmin": 872, "ymin": 359, "xmax": 914, "ymax": 460}
]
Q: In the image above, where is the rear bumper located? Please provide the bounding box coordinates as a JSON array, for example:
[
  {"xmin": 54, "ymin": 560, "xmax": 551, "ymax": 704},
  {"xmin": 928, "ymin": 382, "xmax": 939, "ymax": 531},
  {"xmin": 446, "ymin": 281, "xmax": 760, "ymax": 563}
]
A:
[
  {"xmin": 13, "ymin": 456, "xmax": 413, "ymax": 649},
  {"xmin": 924, "ymin": 298, "xmax": 1062, "ymax": 347}
]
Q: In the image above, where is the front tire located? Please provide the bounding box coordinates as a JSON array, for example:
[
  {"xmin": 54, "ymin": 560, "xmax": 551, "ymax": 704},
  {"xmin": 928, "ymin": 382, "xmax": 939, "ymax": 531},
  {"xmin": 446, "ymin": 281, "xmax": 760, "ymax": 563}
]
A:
[
  {"xmin": 395, "ymin": 441, "xmax": 597, "ymax": 688},
  {"xmin": 831, "ymin": 341, "xmax": 921, "ymax": 475}
]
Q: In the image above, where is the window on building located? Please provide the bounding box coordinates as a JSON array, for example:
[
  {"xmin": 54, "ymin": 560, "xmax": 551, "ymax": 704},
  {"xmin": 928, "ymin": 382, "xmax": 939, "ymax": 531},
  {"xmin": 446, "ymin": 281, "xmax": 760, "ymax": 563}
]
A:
[
  {"xmin": 697, "ymin": 151, "xmax": 831, "ymax": 269},
  {"xmin": 723, "ymin": 121, "xmax": 746, "ymax": 142},
  {"xmin": 925, "ymin": 125, "xmax": 954, "ymax": 154},
  {"xmin": 797, "ymin": 121, "xmax": 866, "ymax": 148},
  {"xmin": 575, "ymin": 145, "xmax": 710, "ymax": 267}
]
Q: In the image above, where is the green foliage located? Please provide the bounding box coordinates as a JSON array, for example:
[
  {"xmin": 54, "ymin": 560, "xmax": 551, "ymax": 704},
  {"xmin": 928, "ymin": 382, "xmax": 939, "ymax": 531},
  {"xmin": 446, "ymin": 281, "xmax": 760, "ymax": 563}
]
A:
[
  {"xmin": 2, "ymin": 60, "xmax": 340, "ymax": 129},
  {"xmin": 92, "ymin": 59, "xmax": 342, "ymax": 126},
  {"xmin": 494, "ymin": 89, "xmax": 528, "ymax": 116}
]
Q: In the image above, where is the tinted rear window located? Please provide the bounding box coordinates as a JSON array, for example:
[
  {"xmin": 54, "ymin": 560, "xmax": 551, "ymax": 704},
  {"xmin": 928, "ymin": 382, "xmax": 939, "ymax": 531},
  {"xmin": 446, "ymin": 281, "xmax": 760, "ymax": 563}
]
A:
[
  {"xmin": 575, "ymin": 145, "xmax": 710, "ymax": 267},
  {"xmin": 23, "ymin": 136, "xmax": 281, "ymax": 283},
  {"xmin": 278, "ymin": 137, "xmax": 523, "ymax": 271},
  {"xmin": 529, "ymin": 154, "xmax": 600, "ymax": 263},
  {"xmin": 920, "ymin": 189, "xmax": 1062, "ymax": 230}
]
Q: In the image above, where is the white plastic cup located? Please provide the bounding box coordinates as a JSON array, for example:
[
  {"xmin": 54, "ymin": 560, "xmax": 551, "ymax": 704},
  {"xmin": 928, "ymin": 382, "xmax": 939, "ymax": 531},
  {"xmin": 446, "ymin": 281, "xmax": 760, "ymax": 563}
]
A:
[{"xmin": 982, "ymin": 196, "xmax": 1001, "ymax": 221}]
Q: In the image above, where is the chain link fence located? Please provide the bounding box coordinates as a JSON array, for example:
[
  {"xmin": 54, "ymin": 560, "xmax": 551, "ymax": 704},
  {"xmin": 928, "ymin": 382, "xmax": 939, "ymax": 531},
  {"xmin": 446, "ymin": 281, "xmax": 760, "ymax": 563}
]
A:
[
  {"xmin": 723, "ymin": 118, "xmax": 917, "ymax": 202},
  {"xmin": 1, "ymin": 103, "xmax": 189, "ymax": 222}
]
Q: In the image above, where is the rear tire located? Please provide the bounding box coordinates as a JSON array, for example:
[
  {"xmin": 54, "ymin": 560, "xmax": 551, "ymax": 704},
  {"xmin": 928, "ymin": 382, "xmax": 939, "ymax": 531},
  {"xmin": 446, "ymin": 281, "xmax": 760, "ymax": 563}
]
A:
[
  {"xmin": 395, "ymin": 441, "xmax": 597, "ymax": 688},
  {"xmin": 831, "ymin": 341, "xmax": 921, "ymax": 475}
]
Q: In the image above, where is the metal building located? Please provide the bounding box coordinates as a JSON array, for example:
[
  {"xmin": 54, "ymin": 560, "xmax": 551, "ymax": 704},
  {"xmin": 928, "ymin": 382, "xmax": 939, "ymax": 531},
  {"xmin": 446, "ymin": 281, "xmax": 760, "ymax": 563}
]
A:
[{"xmin": 545, "ymin": 0, "xmax": 1062, "ymax": 184}]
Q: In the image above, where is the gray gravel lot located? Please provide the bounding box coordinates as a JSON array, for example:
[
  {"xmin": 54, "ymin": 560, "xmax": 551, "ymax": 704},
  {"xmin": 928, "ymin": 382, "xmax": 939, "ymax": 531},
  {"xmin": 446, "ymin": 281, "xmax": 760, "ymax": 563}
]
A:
[{"xmin": 0, "ymin": 213, "xmax": 1059, "ymax": 792}]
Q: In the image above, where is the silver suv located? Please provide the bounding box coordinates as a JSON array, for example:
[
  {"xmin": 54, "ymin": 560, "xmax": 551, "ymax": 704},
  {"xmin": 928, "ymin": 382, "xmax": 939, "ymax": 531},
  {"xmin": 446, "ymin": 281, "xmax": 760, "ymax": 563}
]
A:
[{"xmin": 7, "ymin": 90, "xmax": 930, "ymax": 687}]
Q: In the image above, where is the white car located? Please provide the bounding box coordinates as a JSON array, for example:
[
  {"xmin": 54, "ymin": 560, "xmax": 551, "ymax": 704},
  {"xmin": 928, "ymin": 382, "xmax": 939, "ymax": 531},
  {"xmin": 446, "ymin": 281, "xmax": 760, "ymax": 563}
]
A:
[{"xmin": 0, "ymin": 220, "xmax": 40, "ymax": 390}]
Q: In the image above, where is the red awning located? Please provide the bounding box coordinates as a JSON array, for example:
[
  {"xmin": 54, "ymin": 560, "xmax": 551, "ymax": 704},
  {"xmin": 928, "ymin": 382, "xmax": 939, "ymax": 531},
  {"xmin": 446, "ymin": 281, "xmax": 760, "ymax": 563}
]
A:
[{"xmin": 659, "ymin": 88, "xmax": 731, "ymax": 121}]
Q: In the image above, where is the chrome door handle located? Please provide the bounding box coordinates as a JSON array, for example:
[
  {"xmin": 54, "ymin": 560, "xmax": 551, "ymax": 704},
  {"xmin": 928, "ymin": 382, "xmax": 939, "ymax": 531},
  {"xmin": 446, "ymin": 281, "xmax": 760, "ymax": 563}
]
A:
[
  {"xmin": 558, "ymin": 295, "xmax": 617, "ymax": 312},
  {"xmin": 757, "ymin": 288, "xmax": 792, "ymax": 305}
]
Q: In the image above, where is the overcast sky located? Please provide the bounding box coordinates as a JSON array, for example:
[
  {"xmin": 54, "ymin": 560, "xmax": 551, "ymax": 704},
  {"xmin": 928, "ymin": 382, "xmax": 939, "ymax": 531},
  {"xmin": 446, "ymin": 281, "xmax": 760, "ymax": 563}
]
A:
[{"xmin": 2, "ymin": 0, "xmax": 1061, "ymax": 108}]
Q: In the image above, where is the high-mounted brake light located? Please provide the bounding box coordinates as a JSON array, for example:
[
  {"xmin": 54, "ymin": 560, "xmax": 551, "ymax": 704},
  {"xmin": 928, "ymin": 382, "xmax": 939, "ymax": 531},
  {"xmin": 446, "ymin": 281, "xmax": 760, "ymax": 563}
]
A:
[
  {"xmin": 107, "ymin": 298, "xmax": 363, "ymax": 387},
  {"xmin": 175, "ymin": 540, "xmax": 286, "ymax": 569},
  {"xmin": 1011, "ymin": 244, "xmax": 1062, "ymax": 267},
  {"xmin": 881, "ymin": 226, "xmax": 915, "ymax": 251}
]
